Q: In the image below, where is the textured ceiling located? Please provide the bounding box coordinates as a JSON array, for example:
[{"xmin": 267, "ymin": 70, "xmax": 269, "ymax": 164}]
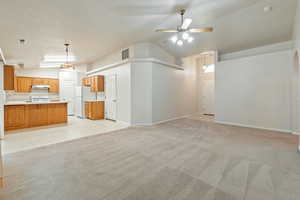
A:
[{"xmin": 0, "ymin": 0, "xmax": 297, "ymax": 68}]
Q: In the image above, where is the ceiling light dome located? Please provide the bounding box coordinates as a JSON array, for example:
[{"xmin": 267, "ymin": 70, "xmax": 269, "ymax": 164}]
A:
[
  {"xmin": 171, "ymin": 35, "xmax": 178, "ymax": 43},
  {"xmin": 177, "ymin": 40, "xmax": 183, "ymax": 46},
  {"xmin": 182, "ymin": 33, "xmax": 189, "ymax": 40}
]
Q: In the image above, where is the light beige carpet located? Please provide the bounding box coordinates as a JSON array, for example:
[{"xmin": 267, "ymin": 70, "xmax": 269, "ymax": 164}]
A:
[{"xmin": 0, "ymin": 118, "xmax": 299, "ymax": 200}]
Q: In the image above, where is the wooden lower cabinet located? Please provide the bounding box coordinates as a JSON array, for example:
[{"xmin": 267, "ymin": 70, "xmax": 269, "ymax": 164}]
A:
[
  {"xmin": 48, "ymin": 104, "xmax": 67, "ymax": 124},
  {"xmin": 4, "ymin": 103, "xmax": 68, "ymax": 132},
  {"xmin": 27, "ymin": 104, "xmax": 49, "ymax": 127},
  {"xmin": 85, "ymin": 101, "xmax": 104, "ymax": 120},
  {"xmin": 4, "ymin": 105, "xmax": 27, "ymax": 130}
]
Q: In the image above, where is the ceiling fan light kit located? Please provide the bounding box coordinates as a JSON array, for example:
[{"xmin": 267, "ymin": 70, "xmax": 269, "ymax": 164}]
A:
[{"xmin": 156, "ymin": 9, "xmax": 213, "ymax": 46}]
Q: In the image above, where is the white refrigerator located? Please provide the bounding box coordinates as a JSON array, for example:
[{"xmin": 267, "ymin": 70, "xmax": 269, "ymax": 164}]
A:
[{"xmin": 75, "ymin": 86, "xmax": 96, "ymax": 118}]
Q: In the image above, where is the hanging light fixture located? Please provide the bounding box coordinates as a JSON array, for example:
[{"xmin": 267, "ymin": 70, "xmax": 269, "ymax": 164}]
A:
[{"xmin": 60, "ymin": 43, "xmax": 74, "ymax": 69}]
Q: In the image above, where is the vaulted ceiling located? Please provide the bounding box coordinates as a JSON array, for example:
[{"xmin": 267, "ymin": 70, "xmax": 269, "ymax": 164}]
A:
[{"xmin": 0, "ymin": 0, "xmax": 297, "ymax": 68}]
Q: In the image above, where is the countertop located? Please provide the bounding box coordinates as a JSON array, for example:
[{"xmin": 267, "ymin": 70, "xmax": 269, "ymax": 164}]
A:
[{"xmin": 5, "ymin": 101, "xmax": 68, "ymax": 106}]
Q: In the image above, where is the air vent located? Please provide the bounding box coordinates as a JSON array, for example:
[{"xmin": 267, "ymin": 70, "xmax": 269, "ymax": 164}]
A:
[{"xmin": 121, "ymin": 48, "xmax": 130, "ymax": 60}]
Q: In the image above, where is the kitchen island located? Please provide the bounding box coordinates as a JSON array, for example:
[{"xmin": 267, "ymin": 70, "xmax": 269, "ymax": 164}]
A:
[{"xmin": 4, "ymin": 101, "xmax": 68, "ymax": 131}]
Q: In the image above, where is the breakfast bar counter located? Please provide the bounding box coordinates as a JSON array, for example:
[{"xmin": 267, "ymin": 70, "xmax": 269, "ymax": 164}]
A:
[{"xmin": 4, "ymin": 102, "xmax": 68, "ymax": 131}]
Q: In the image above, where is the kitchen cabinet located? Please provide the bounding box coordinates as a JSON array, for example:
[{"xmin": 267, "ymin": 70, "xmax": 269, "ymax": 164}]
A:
[
  {"xmin": 48, "ymin": 79, "xmax": 59, "ymax": 93},
  {"xmin": 91, "ymin": 76, "xmax": 104, "ymax": 92},
  {"xmin": 15, "ymin": 77, "xmax": 32, "ymax": 93},
  {"xmin": 15, "ymin": 77, "xmax": 59, "ymax": 93},
  {"xmin": 4, "ymin": 65, "xmax": 15, "ymax": 90},
  {"xmin": 82, "ymin": 75, "xmax": 104, "ymax": 92},
  {"xmin": 82, "ymin": 77, "xmax": 92, "ymax": 86},
  {"xmin": 48, "ymin": 103, "xmax": 67, "ymax": 124},
  {"xmin": 32, "ymin": 78, "xmax": 49, "ymax": 85},
  {"xmin": 27, "ymin": 104, "xmax": 49, "ymax": 127},
  {"xmin": 4, "ymin": 103, "xmax": 68, "ymax": 131},
  {"xmin": 4, "ymin": 105, "xmax": 27, "ymax": 131},
  {"xmin": 85, "ymin": 101, "xmax": 104, "ymax": 120}
]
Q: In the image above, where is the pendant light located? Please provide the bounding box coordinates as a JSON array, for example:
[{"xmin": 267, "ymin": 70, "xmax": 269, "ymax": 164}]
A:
[{"xmin": 60, "ymin": 43, "xmax": 74, "ymax": 69}]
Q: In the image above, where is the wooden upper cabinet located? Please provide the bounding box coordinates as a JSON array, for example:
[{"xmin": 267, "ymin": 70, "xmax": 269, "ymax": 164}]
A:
[
  {"xmin": 48, "ymin": 79, "xmax": 59, "ymax": 93},
  {"xmin": 32, "ymin": 78, "xmax": 49, "ymax": 85},
  {"xmin": 82, "ymin": 77, "xmax": 92, "ymax": 86},
  {"xmin": 82, "ymin": 75, "xmax": 104, "ymax": 92},
  {"xmin": 4, "ymin": 65, "xmax": 15, "ymax": 90},
  {"xmin": 15, "ymin": 77, "xmax": 59, "ymax": 93},
  {"xmin": 15, "ymin": 77, "xmax": 32, "ymax": 93},
  {"xmin": 91, "ymin": 76, "xmax": 104, "ymax": 92}
]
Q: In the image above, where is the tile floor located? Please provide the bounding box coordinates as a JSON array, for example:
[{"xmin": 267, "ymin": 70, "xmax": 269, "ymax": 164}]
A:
[{"xmin": 1, "ymin": 116, "xmax": 129, "ymax": 154}]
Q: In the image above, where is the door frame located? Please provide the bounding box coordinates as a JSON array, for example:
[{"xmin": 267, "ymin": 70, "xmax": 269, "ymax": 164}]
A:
[{"xmin": 104, "ymin": 74, "xmax": 117, "ymax": 121}]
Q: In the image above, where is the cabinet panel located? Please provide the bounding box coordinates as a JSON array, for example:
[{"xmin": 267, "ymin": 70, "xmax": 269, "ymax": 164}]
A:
[
  {"xmin": 48, "ymin": 103, "xmax": 67, "ymax": 124},
  {"xmin": 4, "ymin": 65, "xmax": 15, "ymax": 90},
  {"xmin": 48, "ymin": 79, "xmax": 59, "ymax": 93},
  {"xmin": 4, "ymin": 103, "xmax": 68, "ymax": 131},
  {"xmin": 4, "ymin": 105, "xmax": 27, "ymax": 131},
  {"xmin": 15, "ymin": 77, "xmax": 32, "ymax": 93},
  {"xmin": 91, "ymin": 76, "xmax": 104, "ymax": 92},
  {"xmin": 32, "ymin": 78, "xmax": 49, "ymax": 85},
  {"xmin": 85, "ymin": 101, "xmax": 104, "ymax": 120},
  {"xmin": 27, "ymin": 104, "xmax": 48, "ymax": 127}
]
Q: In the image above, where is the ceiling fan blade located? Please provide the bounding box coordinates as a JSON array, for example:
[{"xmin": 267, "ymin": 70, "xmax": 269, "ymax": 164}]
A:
[
  {"xmin": 189, "ymin": 27, "xmax": 213, "ymax": 33},
  {"xmin": 181, "ymin": 18, "xmax": 192, "ymax": 30},
  {"xmin": 155, "ymin": 29, "xmax": 178, "ymax": 33}
]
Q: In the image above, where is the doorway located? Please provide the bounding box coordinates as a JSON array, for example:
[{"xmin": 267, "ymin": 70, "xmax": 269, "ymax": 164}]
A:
[
  {"xmin": 196, "ymin": 52, "xmax": 216, "ymax": 118},
  {"xmin": 105, "ymin": 74, "xmax": 117, "ymax": 121}
]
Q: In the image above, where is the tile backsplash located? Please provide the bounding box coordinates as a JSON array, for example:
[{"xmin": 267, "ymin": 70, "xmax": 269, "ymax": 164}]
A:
[
  {"xmin": 6, "ymin": 91, "xmax": 59, "ymax": 102},
  {"xmin": 96, "ymin": 92, "xmax": 105, "ymax": 101}
]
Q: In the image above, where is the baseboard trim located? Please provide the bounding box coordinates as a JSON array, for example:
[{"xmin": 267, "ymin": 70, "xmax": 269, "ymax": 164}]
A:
[
  {"xmin": 152, "ymin": 115, "xmax": 190, "ymax": 125},
  {"xmin": 292, "ymin": 131, "xmax": 300, "ymax": 136},
  {"xmin": 116, "ymin": 120, "xmax": 130, "ymax": 126},
  {"xmin": 215, "ymin": 120, "xmax": 292, "ymax": 133}
]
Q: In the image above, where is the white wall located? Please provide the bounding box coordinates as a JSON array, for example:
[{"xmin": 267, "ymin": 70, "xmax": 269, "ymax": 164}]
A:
[
  {"xmin": 151, "ymin": 61, "xmax": 197, "ymax": 123},
  {"xmin": 15, "ymin": 68, "xmax": 60, "ymax": 79},
  {"xmin": 133, "ymin": 43, "xmax": 177, "ymax": 64},
  {"xmin": 130, "ymin": 62, "xmax": 152, "ymax": 125},
  {"xmin": 88, "ymin": 45, "xmax": 135, "ymax": 71},
  {"xmin": 215, "ymin": 50, "xmax": 293, "ymax": 132},
  {"xmin": 93, "ymin": 64, "xmax": 131, "ymax": 124},
  {"xmin": 293, "ymin": 0, "xmax": 300, "ymax": 149},
  {"xmin": 88, "ymin": 42, "xmax": 197, "ymax": 126}
]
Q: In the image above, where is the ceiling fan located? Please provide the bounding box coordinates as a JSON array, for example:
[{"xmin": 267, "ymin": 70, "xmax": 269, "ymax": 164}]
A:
[{"xmin": 155, "ymin": 9, "xmax": 213, "ymax": 46}]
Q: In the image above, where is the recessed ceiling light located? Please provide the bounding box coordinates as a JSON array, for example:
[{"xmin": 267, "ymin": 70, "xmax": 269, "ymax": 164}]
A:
[
  {"xmin": 177, "ymin": 40, "xmax": 183, "ymax": 46},
  {"xmin": 264, "ymin": 5, "xmax": 272, "ymax": 12}
]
